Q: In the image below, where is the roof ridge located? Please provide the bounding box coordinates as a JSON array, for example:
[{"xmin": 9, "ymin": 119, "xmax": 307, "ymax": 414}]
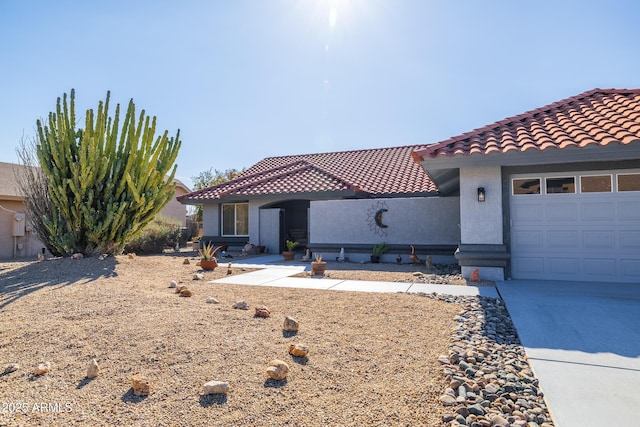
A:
[{"xmin": 259, "ymin": 143, "xmax": 430, "ymax": 162}]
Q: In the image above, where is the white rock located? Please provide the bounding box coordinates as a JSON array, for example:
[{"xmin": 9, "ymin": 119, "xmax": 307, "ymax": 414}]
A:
[
  {"xmin": 86, "ymin": 358, "xmax": 99, "ymax": 378},
  {"xmin": 203, "ymin": 380, "xmax": 229, "ymax": 395},
  {"xmin": 193, "ymin": 273, "xmax": 204, "ymax": 280},
  {"xmin": 169, "ymin": 280, "xmax": 177, "ymax": 288},
  {"xmin": 206, "ymin": 296, "xmax": 219, "ymax": 304}
]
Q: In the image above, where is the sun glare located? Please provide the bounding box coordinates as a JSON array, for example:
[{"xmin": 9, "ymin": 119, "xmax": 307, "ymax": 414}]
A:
[{"xmin": 329, "ymin": 7, "xmax": 338, "ymax": 27}]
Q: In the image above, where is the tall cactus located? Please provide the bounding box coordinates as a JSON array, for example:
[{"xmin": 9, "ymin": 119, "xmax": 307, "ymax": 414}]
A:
[{"xmin": 32, "ymin": 89, "xmax": 181, "ymax": 256}]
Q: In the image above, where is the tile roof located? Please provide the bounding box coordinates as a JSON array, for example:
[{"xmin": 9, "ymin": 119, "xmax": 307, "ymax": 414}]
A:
[
  {"xmin": 179, "ymin": 145, "xmax": 438, "ymax": 201},
  {"xmin": 412, "ymin": 88, "xmax": 640, "ymax": 161}
]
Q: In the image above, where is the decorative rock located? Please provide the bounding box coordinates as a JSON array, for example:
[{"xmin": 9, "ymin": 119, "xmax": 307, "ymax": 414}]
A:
[
  {"xmin": 71, "ymin": 253, "xmax": 84, "ymax": 259},
  {"xmin": 438, "ymin": 355, "xmax": 450, "ymax": 365},
  {"xmin": 254, "ymin": 306, "xmax": 271, "ymax": 317},
  {"xmin": 288, "ymin": 343, "xmax": 309, "ymax": 358},
  {"xmin": 33, "ymin": 362, "xmax": 51, "ymax": 376},
  {"xmin": 283, "ymin": 316, "xmax": 299, "ymax": 332},
  {"xmin": 131, "ymin": 374, "xmax": 151, "ymax": 395},
  {"xmin": 183, "ymin": 258, "xmax": 190, "ymax": 265},
  {"xmin": 439, "ymin": 394, "xmax": 457, "ymax": 406},
  {"xmin": 3, "ymin": 363, "xmax": 19, "ymax": 374},
  {"xmin": 86, "ymin": 358, "xmax": 99, "ymax": 379},
  {"xmin": 233, "ymin": 300, "xmax": 249, "ymax": 310},
  {"xmin": 206, "ymin": 296, "xmax": 219, "ymax": 304},
  {"xmin": 203, "ymin": 380, "xmax": 229, "ymax": 395},
  {"xmin": 169, "ymin": 280, "xmax": 178, "ymax": 288},
  {"xmin": 176, "ymin": 285, "xmax": 187, "ymax": 294},
  {"xmin": 266, "ymin": 359, "xmax": 289, "ymax": 380},
  {"xmin": 127, "ymin": 253, "xmax": 136, "ymax": 259},
  {"xmin": 179, "ymin": 288, "xmax": 193, "ymax": 297},
  {"xmin": 425, "ymin": 294, "xmax": 554, "ymax": 427},
  {"xmin": 193, "ymin": 273, "xmax": 204, "ymax": 280}
]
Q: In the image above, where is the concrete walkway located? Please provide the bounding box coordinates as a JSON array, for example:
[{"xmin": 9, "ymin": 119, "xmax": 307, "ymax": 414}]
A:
[
  {"xmin": 497, "ymin": 280, "xmax": 640, "ymax": 427},
  {"xmin": 212, "ymin": 255, "xmax": 499, "ymax": 297}
]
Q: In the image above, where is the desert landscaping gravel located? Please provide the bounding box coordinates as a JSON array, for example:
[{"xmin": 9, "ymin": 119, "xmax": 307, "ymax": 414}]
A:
[{"xmin": 0, "ymin": 252, "xmax": 553, "ymax": 426}]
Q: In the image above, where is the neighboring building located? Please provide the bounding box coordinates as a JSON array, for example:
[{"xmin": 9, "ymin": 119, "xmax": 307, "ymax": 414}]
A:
[
  {"xmin": 0, "ymin": 161, "xmax": 190, "ymax": 259},
  {"xmin": 179, "ymin": 88, "xmax": 640, "ymax": 283},
  {"xmin": 159, "ymin": 178, "xmax": 191, "ymax": 226},
  {"xmin": 0, "ymin": 162, "xmax": 45, "ymax": 259}
]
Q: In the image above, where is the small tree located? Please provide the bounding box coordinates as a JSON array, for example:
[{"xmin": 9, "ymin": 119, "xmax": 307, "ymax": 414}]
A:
[
  {"xmin": 190, "ymin": 167, "xmax": 244, "ymax": 221},
  {"xmin": 18, "ymin": 89, "xmax": 181, "ymax": 256}
]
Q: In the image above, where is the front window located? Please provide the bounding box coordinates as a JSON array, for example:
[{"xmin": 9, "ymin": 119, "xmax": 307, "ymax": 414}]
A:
[{"xmin": 222, "ymin": 203, "xmax": 248, "ymax": 236}]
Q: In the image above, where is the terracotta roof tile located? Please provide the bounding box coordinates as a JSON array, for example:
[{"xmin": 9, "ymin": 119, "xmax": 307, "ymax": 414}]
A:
[
  {"xmin": 413, "ymin": 88, "xmax": 640, "ymax": 160},
  {"xmin": 179, "ymin": 145, "xmax": 437, "ymax": 202}
]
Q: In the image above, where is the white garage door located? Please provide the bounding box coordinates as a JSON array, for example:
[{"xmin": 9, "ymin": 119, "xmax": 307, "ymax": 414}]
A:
[{"xmin": 510, "ymin": 170, "xmax": 640, "ymax": 283}]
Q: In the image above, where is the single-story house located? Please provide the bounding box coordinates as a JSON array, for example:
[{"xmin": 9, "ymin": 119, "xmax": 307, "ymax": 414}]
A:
[{"xmin": 179, "ymin": 88, "xmax": 640, "ymax": 283}]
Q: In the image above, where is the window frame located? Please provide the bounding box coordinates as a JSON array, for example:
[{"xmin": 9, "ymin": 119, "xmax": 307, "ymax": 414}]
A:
[
  {"xmin": 512, "ymin": 177, "xmax": 542, "ymax": 196},
  {"xmin": 221, "ymin": 202, "xmax": 249, "ymax": 237},
  {"xmin": 545, "ymin": 176, "xmax": 576, "ymax": 195},
  {"xmin": 617, "ymin": 173, "xmax": 640, "ymax": 192},
  {"xmin": 579, "ymin": 174, "xmax": 613, "ymax": 194}
]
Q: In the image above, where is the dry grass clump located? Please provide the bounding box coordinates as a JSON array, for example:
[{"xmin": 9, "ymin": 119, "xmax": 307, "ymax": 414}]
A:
[{"xmin": 0, "ymin": 254, "xmax": 459, "ymax": 426}]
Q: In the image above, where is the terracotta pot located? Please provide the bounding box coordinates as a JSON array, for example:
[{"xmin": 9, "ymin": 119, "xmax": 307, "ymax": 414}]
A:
[
  {"xmin": 200, "ymin": 259, "xmax": 218, "ymax": 271},
  {"xmin": 311, "ymin": 261, "xmax": 327, "ymax": 275},
  {"xmin": 282, "ymin": 251, "xmax": 295, "ymax": 261}
]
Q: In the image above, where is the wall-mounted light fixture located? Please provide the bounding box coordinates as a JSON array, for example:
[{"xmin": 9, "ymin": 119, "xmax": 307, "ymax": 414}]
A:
[{"xmin": 477, "ymin": 187, "xmax": 486, "ymax": 202}]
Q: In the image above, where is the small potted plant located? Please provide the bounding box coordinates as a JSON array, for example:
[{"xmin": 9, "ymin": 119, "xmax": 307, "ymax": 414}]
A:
[
  {"xmin": 311, "ymin": 253, "xmax": 326, "ymax": 275},
  {"xmin": 199, "ymin": 241, "xmax": 221, "ymax": 270},
  {"xmin": 283, "ymin": 240, "xmax": 299, "ymax": 261},
  {"xmin": 371, "ymin": 242, "xmax": 390, "ymax": 263}
]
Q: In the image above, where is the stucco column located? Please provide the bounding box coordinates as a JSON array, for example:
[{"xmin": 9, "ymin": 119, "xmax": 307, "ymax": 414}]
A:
[{"xmin": 457, "ymin": 166, "xmax": 507, "ymax": 281}]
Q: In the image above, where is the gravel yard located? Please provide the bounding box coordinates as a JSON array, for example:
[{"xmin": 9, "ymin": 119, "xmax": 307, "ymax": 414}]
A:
[{"xmin": 0, "ymin": 253, "xmax": 460, "ymax": 426}]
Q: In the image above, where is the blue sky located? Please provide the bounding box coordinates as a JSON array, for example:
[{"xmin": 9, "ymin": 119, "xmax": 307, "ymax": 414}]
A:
[{"xmin": 1, "ymin": 0, "xmax": 639, "ymax": 188}]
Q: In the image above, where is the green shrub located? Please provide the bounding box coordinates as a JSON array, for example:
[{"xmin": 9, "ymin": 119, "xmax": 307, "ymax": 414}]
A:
[{"xmin": 123, "ymin": 215, "xmax": 182, "ymax": 254}]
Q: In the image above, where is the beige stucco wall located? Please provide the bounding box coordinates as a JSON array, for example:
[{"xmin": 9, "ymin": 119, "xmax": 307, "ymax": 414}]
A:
[
  {"xmin": 159, "ymin": 186, "xmax": 189, "ymax": 226},
  {"xmin": 0, "ymin": 199, "xmax": 46, "ymax": 259}
]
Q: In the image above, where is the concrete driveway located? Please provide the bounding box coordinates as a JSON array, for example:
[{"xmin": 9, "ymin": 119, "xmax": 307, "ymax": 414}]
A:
[{"xmin": 497, "ymin": 280, "xmax": 640, "ymax": 427}]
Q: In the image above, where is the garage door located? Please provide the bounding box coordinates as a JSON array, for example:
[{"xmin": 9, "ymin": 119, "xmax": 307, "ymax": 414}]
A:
[{"xmin": 510, "ymin": 170, "xmax": 640, "ymax": 283}]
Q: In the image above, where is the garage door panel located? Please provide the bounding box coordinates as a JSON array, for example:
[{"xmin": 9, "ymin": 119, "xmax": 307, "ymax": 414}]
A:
[
  {"xmin": 619, "ymin": 202, "xmax": 640, "ymax": 220},
  {"xmin": 583, "ymin": 230, "xmax": 615, "ymax": 248},
  {"xmin": 546, "ymin": 203, "xmax": 578, "ymax": 221},
  {"xmin": 620, "ymin": 231, "xmax": 640, "ymax": 248},
  {"xmin": 547, "ymin": 231, "xmax": 579, "ymax": 248},
  {"xmin": 621, "ymin": 259, "xmax": 640, "ymax": 278},
  {"xmin": 549, "ymin": 258, "xmax": 579, "ymax": 274},
  {"xmin": 584, "ymin": 258, "xmax": 617, "ymax": 276},
  {"xmin": 512, "ymin": 230, "xmax": 543, "ymax": 248},
  {"xmin": 582, "ymin": 203, "xmax": 614, "ymax": 220},
  {"xmin": 512, "ymin": 204, "xmax": 544, "ymax": 221},
  {"xmin": 513, "ymin": 257, "xmax": 545, "ymax": 274}
]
